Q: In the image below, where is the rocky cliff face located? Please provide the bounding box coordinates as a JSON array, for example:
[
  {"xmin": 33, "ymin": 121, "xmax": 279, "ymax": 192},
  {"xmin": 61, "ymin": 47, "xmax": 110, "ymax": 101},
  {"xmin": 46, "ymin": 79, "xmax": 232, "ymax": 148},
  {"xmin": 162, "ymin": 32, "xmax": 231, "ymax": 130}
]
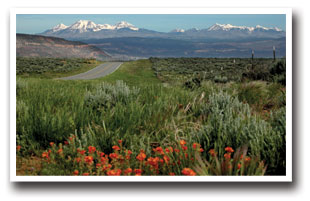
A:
[{"xmin": 16, "ymin": 34, "xmax": 111, "ymax": 61}]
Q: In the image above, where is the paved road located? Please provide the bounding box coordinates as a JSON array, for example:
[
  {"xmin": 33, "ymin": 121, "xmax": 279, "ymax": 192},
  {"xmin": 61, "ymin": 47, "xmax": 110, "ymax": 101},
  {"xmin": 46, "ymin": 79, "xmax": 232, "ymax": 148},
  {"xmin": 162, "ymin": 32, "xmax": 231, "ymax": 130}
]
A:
[{"xmin": 59, "ymin": 62, "xmax": 123, "ymax": 80}]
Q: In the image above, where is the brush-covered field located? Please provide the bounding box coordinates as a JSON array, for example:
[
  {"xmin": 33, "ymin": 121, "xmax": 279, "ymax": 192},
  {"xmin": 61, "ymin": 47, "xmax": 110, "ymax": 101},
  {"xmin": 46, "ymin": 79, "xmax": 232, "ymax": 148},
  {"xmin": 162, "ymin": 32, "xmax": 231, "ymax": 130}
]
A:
[{"xmin": 16, "ymin": 57, "xmax": 286, "ymax": 176}]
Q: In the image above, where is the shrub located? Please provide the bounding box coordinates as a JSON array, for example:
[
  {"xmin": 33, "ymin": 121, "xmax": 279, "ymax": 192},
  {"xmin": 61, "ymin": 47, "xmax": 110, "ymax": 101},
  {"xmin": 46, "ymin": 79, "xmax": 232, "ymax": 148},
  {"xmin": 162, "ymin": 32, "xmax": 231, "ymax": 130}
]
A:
[
  {"xmin": 84, "ymin": 80, "xmax": 140, "ymax": 111},
  {"xmin": 193, "ymin": 91, "xmax": 285, "ymax": 174},
  {"xmin": 213, "ymin": 75, "xmax": 228, "ymax": 83}
]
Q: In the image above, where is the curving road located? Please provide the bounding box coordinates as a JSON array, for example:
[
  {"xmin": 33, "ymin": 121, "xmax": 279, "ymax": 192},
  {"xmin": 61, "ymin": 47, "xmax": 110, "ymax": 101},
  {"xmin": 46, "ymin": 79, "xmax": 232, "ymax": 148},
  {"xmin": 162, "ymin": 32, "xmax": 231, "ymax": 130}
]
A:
[{"xmin": 59, "ymin": 62, "xmax": 123, "ymax": 80}]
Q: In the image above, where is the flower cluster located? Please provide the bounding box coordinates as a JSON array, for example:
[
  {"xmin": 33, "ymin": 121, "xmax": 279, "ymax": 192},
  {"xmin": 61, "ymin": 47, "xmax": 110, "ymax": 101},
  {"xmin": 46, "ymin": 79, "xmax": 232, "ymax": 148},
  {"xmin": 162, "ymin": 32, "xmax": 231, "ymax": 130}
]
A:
[{"xmin": 40, "ymin": 136, "xmax": 204, "ymax": 176}]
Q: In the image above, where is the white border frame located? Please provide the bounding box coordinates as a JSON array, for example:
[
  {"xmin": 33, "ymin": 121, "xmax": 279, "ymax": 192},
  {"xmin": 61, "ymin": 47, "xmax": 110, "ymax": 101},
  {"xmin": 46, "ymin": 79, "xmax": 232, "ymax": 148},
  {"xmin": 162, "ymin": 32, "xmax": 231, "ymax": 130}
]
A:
[{"xmin": 10, "ymin": 7, "xmax": 292, "ymax": 182}]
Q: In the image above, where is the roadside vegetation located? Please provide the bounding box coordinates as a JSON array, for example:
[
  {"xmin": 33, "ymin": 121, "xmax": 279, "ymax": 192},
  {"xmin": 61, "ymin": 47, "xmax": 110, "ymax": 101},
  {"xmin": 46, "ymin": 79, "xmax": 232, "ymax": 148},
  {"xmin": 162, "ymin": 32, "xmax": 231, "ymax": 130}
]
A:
[{"xmin": 16, "ymin": 57, "xmax": 286, "ymax": 176}]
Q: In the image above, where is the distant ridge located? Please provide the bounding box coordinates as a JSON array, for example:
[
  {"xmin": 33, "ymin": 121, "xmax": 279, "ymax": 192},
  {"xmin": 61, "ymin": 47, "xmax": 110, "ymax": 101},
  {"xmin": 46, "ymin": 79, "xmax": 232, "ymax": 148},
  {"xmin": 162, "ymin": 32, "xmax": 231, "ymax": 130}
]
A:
[{"xmin": 16, "ymin": 34, "xmax": 111, "ymax": 60}]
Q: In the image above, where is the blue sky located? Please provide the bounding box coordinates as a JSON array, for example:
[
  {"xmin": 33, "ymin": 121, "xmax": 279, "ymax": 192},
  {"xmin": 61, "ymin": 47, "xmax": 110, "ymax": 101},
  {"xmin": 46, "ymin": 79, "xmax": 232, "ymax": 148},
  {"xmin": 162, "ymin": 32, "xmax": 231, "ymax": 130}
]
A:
[{"xmin": 16, "ymin": 14, "xmax": 286, "ymax": 34}]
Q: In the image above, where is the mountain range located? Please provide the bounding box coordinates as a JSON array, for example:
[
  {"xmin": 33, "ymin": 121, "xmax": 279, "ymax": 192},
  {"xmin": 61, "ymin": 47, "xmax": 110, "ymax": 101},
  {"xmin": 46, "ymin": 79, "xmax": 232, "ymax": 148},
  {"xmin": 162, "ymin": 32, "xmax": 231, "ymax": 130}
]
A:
[
  {"xmin": 40, "ymin": 20, "xmax": 286, "ymax": 40},
  {"xmin": 16, "ymin": 20, "xmax": 287, "ymax": 59}
]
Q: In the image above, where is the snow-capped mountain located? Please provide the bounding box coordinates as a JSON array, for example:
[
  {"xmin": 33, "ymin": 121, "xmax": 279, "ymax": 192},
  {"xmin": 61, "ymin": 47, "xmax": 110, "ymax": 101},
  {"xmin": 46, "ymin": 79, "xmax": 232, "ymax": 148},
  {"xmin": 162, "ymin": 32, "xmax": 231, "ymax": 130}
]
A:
[
  {"xmin": 40, "ymin": 21, "xmax": 285, "ymax": 40},
  {"xmin": 42, "ymin": 20, "xmax": 139, "ymax": 35},
  {"xmin": 207, "ymin": 23, "xmax": 281, "ymax": 32},
  {"xmin": 171, "ymin": 28, "xmax": 185, "ymax": 33}
]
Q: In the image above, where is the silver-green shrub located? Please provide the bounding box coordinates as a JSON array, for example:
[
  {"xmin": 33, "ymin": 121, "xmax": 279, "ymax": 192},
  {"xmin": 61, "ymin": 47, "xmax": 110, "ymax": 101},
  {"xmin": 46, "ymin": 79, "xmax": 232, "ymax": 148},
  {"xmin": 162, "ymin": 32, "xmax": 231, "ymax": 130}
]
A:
[
  {"xmin": 194, "ymin": 91, "xmax": 285, "ymax": 174},
  {"xmin": 84, "ymin": 80, "xmax": 140, "ymax": 110}
]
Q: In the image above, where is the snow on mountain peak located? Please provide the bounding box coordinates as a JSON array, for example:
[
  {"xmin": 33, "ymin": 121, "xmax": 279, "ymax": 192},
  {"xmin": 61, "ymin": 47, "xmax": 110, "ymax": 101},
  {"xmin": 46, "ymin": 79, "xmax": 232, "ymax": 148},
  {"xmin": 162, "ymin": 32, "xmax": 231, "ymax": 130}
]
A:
[
  {"xmin": 208, "ymin": 23, "xmax": 281, "ymax": 32},
  {"xmin": 171, "ymin": 28, "xmax": 185, "ymax": 33},
  {"xmin": 50, "ymin": 20, "xmax": 139, "ymax": 33},
  {"xmin": 114, "ymin": 21, "xmax": 139, "ymax": 30},
  {"xmin": 52, "ymin": 23, "xmax": 68, "ymax": 32}
]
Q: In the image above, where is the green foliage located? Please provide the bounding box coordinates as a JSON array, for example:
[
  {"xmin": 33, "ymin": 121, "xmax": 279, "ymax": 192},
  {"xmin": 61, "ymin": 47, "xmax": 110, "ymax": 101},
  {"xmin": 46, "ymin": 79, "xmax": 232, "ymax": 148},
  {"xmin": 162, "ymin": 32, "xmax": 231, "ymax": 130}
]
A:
[
  {"xmin": 150, "ymin": 57, "xmax": 276, "ymax": 83},
  {"xmin": 16, "ymin": 58, "xmax": 286, "ymax": 176},
  {"xmin": 84, "ymin": 80, "xmax": 140, "ymax": 111},
  {"xmin": 16, "ymin": 57, "xmax": 100, "ymax": 78},
  {"xmin": 194, "ymin": 146, "xmax": 267, "ymax": 176},
  {"xmin": 214, "ymin": 75, "xmax": 228, "ymax": 83},
  {"xmin": 192, "ymin": 91, "xmax": 285, "ymax": 174}
]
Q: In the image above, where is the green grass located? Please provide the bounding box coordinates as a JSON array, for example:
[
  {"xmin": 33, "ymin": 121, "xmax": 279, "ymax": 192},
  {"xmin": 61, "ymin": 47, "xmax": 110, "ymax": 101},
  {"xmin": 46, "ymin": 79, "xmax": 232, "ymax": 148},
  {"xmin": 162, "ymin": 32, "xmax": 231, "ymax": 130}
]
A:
[
  {"xmin": 99, "ymin": 59, "xmax": 161, "ymax": 86},
  {"xmin": 16, "ymin": 57, "xmax": 286, "ymax": 175}
]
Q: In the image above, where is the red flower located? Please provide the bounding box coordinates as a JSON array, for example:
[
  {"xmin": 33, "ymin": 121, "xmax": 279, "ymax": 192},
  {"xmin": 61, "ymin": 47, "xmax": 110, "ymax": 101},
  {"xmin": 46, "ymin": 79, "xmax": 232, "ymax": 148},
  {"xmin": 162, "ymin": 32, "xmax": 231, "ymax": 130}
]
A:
[
  {"xmin": 82, "ymin": 173, "xmax": 89, "ymax": 176},
  {"xmin": 165, "ymin": 147, "xmax": 173, "ymax": 153},
  {"xmin": 17, "ymin": 145, "xmax": 21, "ymax": 151},
  {"xmin": 73, "ymin": 170, "xmax": 79, "ymax": 176},
  {"xmin": 199, "ymin": 148, "xmax": 204, "ymax": 153},
  {"xmin": 118, "ymin": 140, "xmax": 123, "ymax": 144},
  {"xmin": 107, "ymin": 169, "xmax": 120, "ymax": 176},
  {"xmin": 134, "ymin": 169, "xmax": 142, "ymax": 174},
  {"xmin": 174, "ymin": 148, "xmax": 180, "ymax": 153},
  {"xmin": 57, "ymin": 148, "xmax": 63, "ymax": 154},
  {"xmin": 193, "ymin": 143, "xmax": 200, "ymax": 149},
  {"xmin": 42, "ymin": 151, "xmax": 49, "ymax": 158},
  {"xmin": 80, "ymin": 150, "xmax": 86, "ymax": 155},
  {"xmin": 109, "ymin": 153, "xmax": 118, "ymax": 159},
  {"xmin": 163, "ymin": 155, "xmax": 170, "ymax": 164},
  {"xmin": 169, "ymin": 172, "xmax": 175, "ymax": 176},
  {"xmin": 181, "ymin": 168, "xmax": 196, "ymax": 176},
  {"xmin": 124, "ymin": 168, "xmax": 133, "ymax": 175},
  {"xmin": 99, "ymin": 152, "xmax": 105, "ymax": 157},
  {"xmin": 153, "ymin": 147, "xmax": 164, "ymax": 155},
  {"xmin": 182, "ymin": 146, "xmax": 188, "ymax": 151},
  {"xmin": 84, "ymin": 156, "xmax": 94, "ymax": 164},
  {"xmin": 136, "ymin": 152, "xmax": 146, "ymax": 161},
  {"xmin": 96, "ymin": 163, "xmax": 102, "ymax": 169},
  {"xmin": 64, "ymin": 141, "xmax": 69, "ymax": 145},
  {"xmin": 209, "ymin": 149, "xmax": 216, "ymax": 157},
  {"xmin": 49, "ymin": 142, "xmax": 54, "ymax": 147},
  {"xmin": 224, "ymin": 153, "xmax": 231, "ymax": 160},
  {"xmin": 88, "ymin": 146, "xmax": 96, "ymax": 154},
  {"xmin": 112, "ymin": 145, "xmax": 120, "ymax": 151},
  {"xmin": 225, "ymin": 147, "xmax": 234, "ymax": 153},
  {"xmin": 245, "ymin": 156, "xmax": 251, "ymax": 162},
  {"xmin": 180, "ymin": 140, "xmax": 186, "ymax": 146},
  {"xmin": 237, "ymin": 163, "xmax": 241, "ymax": 170}
]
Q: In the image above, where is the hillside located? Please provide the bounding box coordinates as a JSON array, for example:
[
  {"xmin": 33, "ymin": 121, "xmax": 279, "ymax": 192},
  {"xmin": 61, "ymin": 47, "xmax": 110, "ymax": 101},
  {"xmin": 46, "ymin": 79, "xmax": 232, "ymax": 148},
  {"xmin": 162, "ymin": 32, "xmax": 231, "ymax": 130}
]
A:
[{"xmin": 16, "ymin": 34, "xmax": 111, "ymax": 60}]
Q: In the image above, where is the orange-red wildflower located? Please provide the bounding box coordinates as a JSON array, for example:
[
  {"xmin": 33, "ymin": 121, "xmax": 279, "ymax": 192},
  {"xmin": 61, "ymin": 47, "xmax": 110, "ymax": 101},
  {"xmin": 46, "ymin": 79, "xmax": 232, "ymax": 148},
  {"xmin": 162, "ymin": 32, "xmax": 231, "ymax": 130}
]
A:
[
  {"xmin": 134, "ymin": 169, "xmax": 142, "ymax": 174},
  {"xmin": 180, "ymin": 140, "xmax": 186, "ymax": 146},
  {"xmin": 57, "ymin": 148, "xmax": 63, "ymax": 154},
  {"xmin": 88, "ymin": 146, "xmax": 96, "ymax": 154},
  {"xmin": 107, "ymin": 169, "xmax": 121, "ymax": 176},
  {"xmin": 82, "ymin": 173, "xmax": 90, "ymax": 176},
  {"xmin": 136, "ymin": 152, "xmax": 146, "ymax": 161},
  {"xmin": 109, "ymin": 153, "xmax": 118, "ymax": 159},
  {"xmin": 73, "ymin": 170, "xmax": 79, "ymax": 176},
  {"xmin": 112, "ymin": 145, "xmax": 120, "ymax": 151},
  {"xmin": 181, "ymin": 168, "xmax": 196, "ymax": 176},
  {"xmin": 237, "ymin": 163, "xmax": 241, "ymax": 170},
  {"xmin": 165, "ymin": 147, "xmax": 173, "ymax": 153},
  {"xmin": 169, "ymin": 172, "xmax": 175, "ymax": 176},
  {"xmin": 49, "ymin": 142, "xmax": 54, "ymax": 147},
  {"xmin": 80, "ymin": 150, "xmax": 86, "ymax": 155},
  {"xmin": 154, "ymin": 147, "xmax": 164, "ymax": 155},
  {"xmin": 124, "ymin": 168, "xmax": 133, "ymax": 175},
  {"xmin": 84, "ymin": 156, "xmax": 94, "ymax": 164},
  {"xmin": 17, "ymin": 145, "xmax": 21, "ymax": 151},
  {"xmin": 224, "ymin": 153, "xmax": 231, "ymax": 160},
  {"xmin": 225, "ymin": 146, "xmax": 234, "ymax": 153},
  {"xmin": 42, "ymin": 151, "xmax": 49, "ymax": 158},
  {"xmin": 118, "ymin": 140, "xmax": 123, "ymax": 144}
]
